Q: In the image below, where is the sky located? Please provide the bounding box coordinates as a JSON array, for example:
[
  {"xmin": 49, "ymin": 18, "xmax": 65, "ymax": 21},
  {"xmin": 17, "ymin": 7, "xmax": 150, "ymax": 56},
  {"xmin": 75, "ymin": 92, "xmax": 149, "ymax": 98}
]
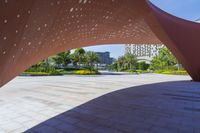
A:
[{"xmin": 83, "ymin": 0, "xmax": 200, "ymax": 59}]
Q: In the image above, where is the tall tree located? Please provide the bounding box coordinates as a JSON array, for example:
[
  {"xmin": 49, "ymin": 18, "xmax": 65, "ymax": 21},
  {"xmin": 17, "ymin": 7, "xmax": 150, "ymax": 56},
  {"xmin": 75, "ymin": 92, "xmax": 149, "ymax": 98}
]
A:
[
  {"xmin": 52, "ymin": 51, "xmax": 71, "ymax": 68},
  {"xmin": 117, "ymin": 56, "xmax": 126, "ymax": 71},
  {"xmin": 124, "ymin": 53, "xmax": 137, "ymax": 70},
  {"xmin": 85, "ymin": 51, "xmax": 100, "ymax": 70},
  {"xmin": 108, "ymin": 53, "xmax": 137, "ymax": 72},
  {"xmin": 150, "ymin": 48, "xmax": 177, "ymax": 70},
  {"xmin": 71, "ymin": 48, "xmax": 86, "ymax": 68}
]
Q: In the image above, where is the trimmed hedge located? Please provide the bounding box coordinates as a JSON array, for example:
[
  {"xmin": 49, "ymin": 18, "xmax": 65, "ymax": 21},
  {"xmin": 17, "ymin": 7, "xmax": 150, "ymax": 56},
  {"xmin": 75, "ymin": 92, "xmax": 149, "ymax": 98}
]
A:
[
  {"xmin": 74, "ymin": 70, "xmax": 99, "ymax": 75},
  {"xmin": 22, "ymin": 71, "xmax": 62, "ymax": 76},
  {"xmin": 155, "ymin": 70, "xmax": 188, "ymax": 75}
]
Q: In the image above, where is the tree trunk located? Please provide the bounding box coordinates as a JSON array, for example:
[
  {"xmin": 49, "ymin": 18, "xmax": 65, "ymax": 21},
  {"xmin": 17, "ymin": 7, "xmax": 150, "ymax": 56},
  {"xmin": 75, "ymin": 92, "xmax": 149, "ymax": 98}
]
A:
[{"xmin": 45, "ymin": 58, "xmax": 49, "ymax": 72}]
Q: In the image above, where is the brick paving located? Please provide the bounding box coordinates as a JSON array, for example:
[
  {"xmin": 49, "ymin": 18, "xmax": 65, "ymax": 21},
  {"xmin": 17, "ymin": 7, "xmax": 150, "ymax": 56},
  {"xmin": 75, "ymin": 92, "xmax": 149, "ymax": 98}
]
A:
[{"xmin": 1, "ymin": 74, "xmax": 200, "ymax": 133}]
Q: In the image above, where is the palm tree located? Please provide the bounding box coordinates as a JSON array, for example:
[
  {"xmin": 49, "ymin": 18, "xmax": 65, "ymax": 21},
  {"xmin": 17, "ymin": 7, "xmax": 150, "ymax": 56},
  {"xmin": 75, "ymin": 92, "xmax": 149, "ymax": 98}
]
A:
[
  {"xmin": 112, "ymin": 53, "xmax": 137, "ymax": 72},
  {"xmin": 52, "ymin": 51, "xmax": 71, "ymax": 68},
  {"xmin": 72, "ymin": 48, "xmax": 85, "ymax": 68},
  {"xmin": 117, "ymin": 56, "xmax": 126, "ymax": 71},
  {"xmin": 124, "ymin": 53, "xmax": 137, "ymax": 70},
  {"xmin": 85, "ymin": 51, "xmax": 100, "ymax": 70}
]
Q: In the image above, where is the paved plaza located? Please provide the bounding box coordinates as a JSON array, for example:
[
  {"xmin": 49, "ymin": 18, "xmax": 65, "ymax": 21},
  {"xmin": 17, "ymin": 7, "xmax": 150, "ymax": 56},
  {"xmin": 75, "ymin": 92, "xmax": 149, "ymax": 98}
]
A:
[{"xmin": 0, "ymin": 74, "xmax": 200, "ymax": 133}]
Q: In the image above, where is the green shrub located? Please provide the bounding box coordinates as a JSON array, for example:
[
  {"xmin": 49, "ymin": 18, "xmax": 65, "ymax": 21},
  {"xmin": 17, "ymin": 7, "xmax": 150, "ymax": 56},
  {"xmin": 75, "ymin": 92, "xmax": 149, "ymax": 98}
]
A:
[
  {"xmin": 172, "ymin": 70, "xmax": 188, "ymax": 75},
  {"xmin": 22, "ymin": 72, "xmax": 49, "ymax": 76},
  {"xmin": 161, "ymin": 71, "xmax": 172, "ymax": 74},
  {"xmin": 136, "ymin": 70, "xmax": 148, "ymax": 73},
  {"xmin": 74, "ymin": 70, "xmax": 99, "ymax": 75},
  {"xmin": 23, "ymin": 66, "xmax": 62, "ymax": 76},
  {"xmin": 127, "ymin": 70, "xmax": 137, "ymax": 73},
  {"xmin": 49, "ymin": 70, "xmax": 62, "ymax": 75},
  {"xmin": 155, "ymin": 70, "xmax": 188, "ymax": 75},
  {"xmin": 63, "ymin": 67, "xmax": 85, "ymax": 71},
  {"xmin": 155, "ymin": 70, "xmax": 164, "ymax": 73},
  {"xmin": 48, "ymin": 66, "xmax": 62, "ymax": 75},
  {"xmin": 137, "ymin": 62, "xmax": 149, "ymax": 70}
]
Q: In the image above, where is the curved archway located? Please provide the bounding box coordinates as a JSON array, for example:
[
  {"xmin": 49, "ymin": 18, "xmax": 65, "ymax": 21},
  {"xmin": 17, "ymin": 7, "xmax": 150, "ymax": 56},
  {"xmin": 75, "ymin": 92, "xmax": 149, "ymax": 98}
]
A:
[{"xmin": 0, "ymin": 0, "xmax": 199, "ymax": 87}]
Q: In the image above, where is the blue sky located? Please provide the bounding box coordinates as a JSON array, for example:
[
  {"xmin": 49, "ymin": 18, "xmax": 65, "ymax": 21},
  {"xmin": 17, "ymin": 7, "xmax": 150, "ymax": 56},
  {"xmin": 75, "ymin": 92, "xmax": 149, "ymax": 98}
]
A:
[
  {"xmin": 150, "ymin": 0, "xmax": 200, "ymax": 21},
  {"xmin": 84, "ymin": 0, "xmax": 200, "ymax": 59}
]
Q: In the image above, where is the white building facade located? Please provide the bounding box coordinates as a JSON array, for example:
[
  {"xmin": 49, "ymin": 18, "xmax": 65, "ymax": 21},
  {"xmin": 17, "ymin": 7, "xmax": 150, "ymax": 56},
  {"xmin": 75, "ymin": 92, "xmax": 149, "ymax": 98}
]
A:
[{"xmin": 125, "ymin": 44, "xmax": 165, "ymax": 63}]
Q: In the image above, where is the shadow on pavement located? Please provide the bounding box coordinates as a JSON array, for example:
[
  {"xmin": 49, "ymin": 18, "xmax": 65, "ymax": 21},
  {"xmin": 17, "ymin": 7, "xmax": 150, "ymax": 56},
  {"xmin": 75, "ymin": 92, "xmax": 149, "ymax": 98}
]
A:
[{"xmin": 25, "ymin": 81, "xmax": 200, "ymax": 133}]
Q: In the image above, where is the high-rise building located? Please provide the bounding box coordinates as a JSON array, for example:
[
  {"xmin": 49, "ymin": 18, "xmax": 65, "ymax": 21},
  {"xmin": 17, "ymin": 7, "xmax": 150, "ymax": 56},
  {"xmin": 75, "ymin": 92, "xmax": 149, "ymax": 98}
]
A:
[
  {"xmin": 96, "ymin": 52, "xmax": 114, "ymax": 65},
  {"xmin": 125, "ymin": 44, "xmax": 165, "ymax": 63}
]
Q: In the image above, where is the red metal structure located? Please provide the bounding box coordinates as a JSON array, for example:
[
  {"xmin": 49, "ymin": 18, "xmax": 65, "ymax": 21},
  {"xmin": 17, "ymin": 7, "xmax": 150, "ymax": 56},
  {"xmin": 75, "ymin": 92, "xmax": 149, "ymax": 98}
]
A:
[{"xmin": 0, "ymin": 0, "xmax": 199, "ymax": 86}]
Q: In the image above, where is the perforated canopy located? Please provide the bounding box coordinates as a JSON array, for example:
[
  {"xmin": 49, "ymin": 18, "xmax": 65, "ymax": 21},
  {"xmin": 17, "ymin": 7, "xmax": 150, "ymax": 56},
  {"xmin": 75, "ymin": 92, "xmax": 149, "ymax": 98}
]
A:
[{"xmin": 1, "ymin": 0, "xmax": 200, "ymax": 86}]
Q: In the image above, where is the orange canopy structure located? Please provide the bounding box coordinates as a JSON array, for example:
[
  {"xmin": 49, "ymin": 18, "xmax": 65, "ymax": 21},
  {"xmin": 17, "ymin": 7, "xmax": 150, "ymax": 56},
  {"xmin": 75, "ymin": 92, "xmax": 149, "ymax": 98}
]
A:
[{"xmin": 0, "ymin": 0, "xmax": 200, "ymax": 86}]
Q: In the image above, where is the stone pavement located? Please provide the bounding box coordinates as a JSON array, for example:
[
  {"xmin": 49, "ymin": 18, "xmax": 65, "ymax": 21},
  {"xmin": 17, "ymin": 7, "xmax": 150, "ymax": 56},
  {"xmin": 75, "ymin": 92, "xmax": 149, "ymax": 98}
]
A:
[{"xmin": 1, "ymin": 74, "xmax": 200, "ymax": 133}]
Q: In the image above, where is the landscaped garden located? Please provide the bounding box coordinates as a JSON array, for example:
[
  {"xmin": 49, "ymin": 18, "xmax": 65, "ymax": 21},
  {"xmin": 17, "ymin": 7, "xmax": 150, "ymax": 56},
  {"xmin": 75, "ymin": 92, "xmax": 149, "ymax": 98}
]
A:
[
  {"xmin": 108, "ymin": 48, "xmax": 188, "ymax": 75},
  {"xmin": 22, "ymin": 48, "xmax": 100, "ymax": 76},
  {"xmin": 22, "ymin": 47, "xmax": 187, "ymax": 76}
]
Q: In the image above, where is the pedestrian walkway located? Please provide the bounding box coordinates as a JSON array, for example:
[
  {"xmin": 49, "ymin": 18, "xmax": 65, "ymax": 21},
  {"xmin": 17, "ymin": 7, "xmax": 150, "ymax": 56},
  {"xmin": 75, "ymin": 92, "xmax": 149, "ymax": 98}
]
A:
[{"xmin": 1, "ymin": 74, "xmax": 199, "ymax": 133}]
